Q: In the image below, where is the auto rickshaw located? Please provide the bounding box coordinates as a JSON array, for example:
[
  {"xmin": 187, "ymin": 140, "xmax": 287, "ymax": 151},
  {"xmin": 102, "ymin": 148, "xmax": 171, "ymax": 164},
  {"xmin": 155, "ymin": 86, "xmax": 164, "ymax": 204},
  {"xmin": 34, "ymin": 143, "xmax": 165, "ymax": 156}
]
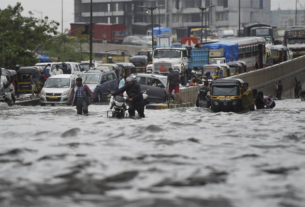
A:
[
  {"xmin": 202, "ymin": 64, "xmax": 222, "ymax": 80},
  {"xmin": 16, "ymin": 66, "xmax": 43, "ymax": 93},
  {"xmin": 136, "ymin": 49, "xmax": 152, "ymax": 64},
  {"xmin": 129, "ymin": 56, "xmax": 147, "ymax": 74},
  {"xmin": 270, "ymin": 45, "xmax": 290, "ymax": 64},
  {"xmin": 115, "ymin": 62, "xmax": 136, "ymax": 79},
  {"xmin": 216, "ymin": 64, "xmax": 230, "ymax": 78},
  {"xmin": 98, "ymin": 64, "xmax": 122, "ymax": 80},
  {"xmin": 237, "ymin": 61, "xmax": 247, "ymax": 73},
  {"xmin": 209, "ymin": 78, "xmax": 244, "ymax": 112},
  {"xmin": 227, "ymin": 62, "xmax": 243, "ymax": 76}
]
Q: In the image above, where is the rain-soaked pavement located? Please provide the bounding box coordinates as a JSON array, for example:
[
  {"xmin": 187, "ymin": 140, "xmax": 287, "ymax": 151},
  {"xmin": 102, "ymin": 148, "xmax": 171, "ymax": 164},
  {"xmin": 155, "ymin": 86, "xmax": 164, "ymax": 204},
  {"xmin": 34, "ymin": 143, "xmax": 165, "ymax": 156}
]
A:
[{"xmin": 0, "ymin": 99, "xmax": 305, "ymax": 207}]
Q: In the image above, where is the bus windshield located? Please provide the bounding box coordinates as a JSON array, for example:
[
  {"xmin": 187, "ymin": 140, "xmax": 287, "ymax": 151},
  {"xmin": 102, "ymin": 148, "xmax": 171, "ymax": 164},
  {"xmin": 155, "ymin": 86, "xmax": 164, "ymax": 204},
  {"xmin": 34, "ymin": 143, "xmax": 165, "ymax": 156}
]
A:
[
  {"xmin": 193, "ymin": 30, "xmax": 210, "ymax": 37},
  {"xmin": 212, "ymin": 86, "xmax": 239, "ymax": 96},
  {"xmin": 264, "ymin": 36, "xmax": 273, "ymax": 45},
  {"xmin": 154, "ymin": 49, "xmax": 181, "ymax": 58},
  {"xmin": 288, "ymin": 38, "xmax": 305, "ymax": 44}
]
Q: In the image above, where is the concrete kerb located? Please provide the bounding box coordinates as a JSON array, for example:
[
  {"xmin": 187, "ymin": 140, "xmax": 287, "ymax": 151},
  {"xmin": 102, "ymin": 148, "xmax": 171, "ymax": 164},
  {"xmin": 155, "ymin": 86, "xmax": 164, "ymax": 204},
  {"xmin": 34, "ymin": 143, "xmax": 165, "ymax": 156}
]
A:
[{"xmin": 146, "ymin": 102, "xmax": 194, "ymax": 110}]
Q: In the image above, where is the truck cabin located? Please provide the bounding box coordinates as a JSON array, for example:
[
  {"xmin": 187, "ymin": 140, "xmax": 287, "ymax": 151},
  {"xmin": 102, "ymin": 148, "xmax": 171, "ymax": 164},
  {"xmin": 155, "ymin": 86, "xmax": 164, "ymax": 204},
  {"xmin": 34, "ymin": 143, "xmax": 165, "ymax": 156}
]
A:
[
  {"xmin": 113, "ymin": 31, "xmax": 128, "ymax": 44},
  {"xmin": 270, "ymin": 45, "xmax": 288, "ymax": 64},
  {"xmin": 227, "ymin": 62, "xmax": 243, "ymax": 76},
  {"xmin": 129, "ymin": 56, "xmax": 147, "ymax": 74},
  {"xmin": 202, "ymin": 65, "xmax": 222, "ymax": 80},
  {"xmin": 115, "ymin": 62, "xmax": 136, "ymax": 78},
  {"xmin": 153, "ymin": 48, "xmax": 187, "ymax": 59}
]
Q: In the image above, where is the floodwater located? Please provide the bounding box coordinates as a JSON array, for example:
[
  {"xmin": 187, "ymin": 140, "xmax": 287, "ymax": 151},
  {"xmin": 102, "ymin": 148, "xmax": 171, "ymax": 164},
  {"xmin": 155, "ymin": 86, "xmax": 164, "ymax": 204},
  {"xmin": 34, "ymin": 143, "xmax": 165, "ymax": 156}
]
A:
[{"xmin": 0, "ymin": 100, "xmax": 305, "ymax": 207}]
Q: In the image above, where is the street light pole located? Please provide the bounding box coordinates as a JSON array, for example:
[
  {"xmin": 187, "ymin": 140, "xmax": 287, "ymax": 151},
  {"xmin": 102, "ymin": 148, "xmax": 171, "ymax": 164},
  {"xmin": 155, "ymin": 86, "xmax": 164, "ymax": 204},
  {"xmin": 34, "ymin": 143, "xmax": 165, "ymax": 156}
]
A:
[
  {"xmin": 201, "ymin": 8, "xmax": 204, "ymax": 43},
  {"xmin": 2, "ymin": 30, "xmax": 4, "ymax": 68},
  {"xmin": 197, "ymin": 6, "xmax": 214, "ymax": 43},
  {"xmin": 62, "ymin": 0, "xmax": 63, "ymax": 33},
  {"xmin": 90, "ymin": 0, "xmax": 93, "ymax": 67},
  {"xmin": 159, "ymin": 7, "xmax": 161, "ymax": 36},
  {"xmin": 33, "ymin": 10, "xmax": 43, "ymax": 20},
  {"xmin": 139, "ymin": 6, "xmax": 158, "ymax": 48},
  {"xmin": 239, "ymin": 0, "xmax": 241, "ymax": 37}
]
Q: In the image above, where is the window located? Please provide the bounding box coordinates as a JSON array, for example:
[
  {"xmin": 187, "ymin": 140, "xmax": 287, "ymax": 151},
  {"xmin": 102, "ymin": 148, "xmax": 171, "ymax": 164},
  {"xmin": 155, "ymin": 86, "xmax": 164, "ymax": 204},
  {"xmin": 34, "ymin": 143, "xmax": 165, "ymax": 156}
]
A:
[
  {"xmin": 259, "ymin": 0, "xmax": 263, "ymax": 9},
  {"xmin": 101, "ymin": 75, "xmax": 107, "ymax": 83},
  {"xmin": 176, "ymin": 0, "xmax": 179, "ymax": 9},
  {"xmin": 136, "ymin": 76, "xmax": 146, "ymax": 85},
  {"xmin": 107, "ymin": 73, "xmax": 115, "ymax": 80}
]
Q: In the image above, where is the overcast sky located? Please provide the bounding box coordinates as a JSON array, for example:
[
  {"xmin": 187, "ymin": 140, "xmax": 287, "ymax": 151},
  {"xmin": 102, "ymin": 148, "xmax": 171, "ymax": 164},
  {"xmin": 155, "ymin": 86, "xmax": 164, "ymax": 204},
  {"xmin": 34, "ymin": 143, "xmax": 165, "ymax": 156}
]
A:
[{"xmin": 0, "ymin": 0, "xmax": 300, "ymax": 33}]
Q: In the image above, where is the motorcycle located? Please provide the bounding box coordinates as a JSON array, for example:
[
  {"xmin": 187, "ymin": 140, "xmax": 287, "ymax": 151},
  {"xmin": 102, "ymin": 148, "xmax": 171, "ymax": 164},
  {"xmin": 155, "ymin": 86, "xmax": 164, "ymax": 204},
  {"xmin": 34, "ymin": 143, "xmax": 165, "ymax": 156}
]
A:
[{"xmin": 107, "ymin": 90, "xmax": 148, "ymax": 118}]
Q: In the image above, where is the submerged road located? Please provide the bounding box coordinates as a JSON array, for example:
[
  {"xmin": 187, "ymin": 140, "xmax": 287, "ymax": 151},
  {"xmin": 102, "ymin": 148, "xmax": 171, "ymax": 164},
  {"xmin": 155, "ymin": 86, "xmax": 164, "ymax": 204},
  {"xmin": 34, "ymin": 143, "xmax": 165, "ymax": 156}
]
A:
[{"xmin": 0, "ymin": 99, "xmax": 305, "ymax": 207}]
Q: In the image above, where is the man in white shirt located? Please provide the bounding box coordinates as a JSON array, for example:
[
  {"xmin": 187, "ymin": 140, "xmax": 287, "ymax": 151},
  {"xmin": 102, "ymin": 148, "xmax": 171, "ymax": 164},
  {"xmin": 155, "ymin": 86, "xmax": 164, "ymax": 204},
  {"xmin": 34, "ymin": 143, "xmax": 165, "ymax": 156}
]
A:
[{"xmin": 52, "ymin": 65, "xmax": 63, "ymax": 76}]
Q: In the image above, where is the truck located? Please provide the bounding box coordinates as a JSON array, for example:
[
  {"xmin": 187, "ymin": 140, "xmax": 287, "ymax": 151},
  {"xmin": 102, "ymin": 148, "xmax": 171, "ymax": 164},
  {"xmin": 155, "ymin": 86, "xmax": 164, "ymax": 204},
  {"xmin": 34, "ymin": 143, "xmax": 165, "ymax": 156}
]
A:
[
  {"xmin": 147, "ymin": 27, "xmax": 171, "ymax": 36},
  {"xmin": 176, "ymin": 26, "xmax": 210, "ymax": 42},
  {"xmin": 146, "ymin": 46, "xmax": 210, "ymax": 85},
  {"xmin": 284, "ymin": 26, "xmax": 305, "ymax": 58},
  {"xmin": 69, "ymin": 23, "xmax": 128, "ymax": 44}
]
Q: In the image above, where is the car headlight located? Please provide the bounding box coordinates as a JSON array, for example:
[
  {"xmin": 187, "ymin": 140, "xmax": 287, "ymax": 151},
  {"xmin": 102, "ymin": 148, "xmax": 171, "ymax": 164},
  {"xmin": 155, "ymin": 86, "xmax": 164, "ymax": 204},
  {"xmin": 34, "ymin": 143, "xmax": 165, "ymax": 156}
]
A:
[
  {"xmin": 62, "ymin": 90, "xmax": 70, "ymax": 96},
  {"xmin": 40, "ymin": 89, "xmax": 46, "ymax": 96},
  {"xmin": 214, "ymin": 101, "xmax": 219, "ymax": 106},
  {"xmin": 232, "ymin": 101, "xmax": 237, "ymax": 105}
]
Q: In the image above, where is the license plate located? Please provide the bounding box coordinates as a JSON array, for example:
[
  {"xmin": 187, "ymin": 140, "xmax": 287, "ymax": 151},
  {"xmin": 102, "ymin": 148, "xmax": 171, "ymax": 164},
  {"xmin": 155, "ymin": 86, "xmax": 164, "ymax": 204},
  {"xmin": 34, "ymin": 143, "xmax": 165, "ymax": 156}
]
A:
[{"xmin": 49, "ymin": 96, "xmax": 58, "ymax": 99}]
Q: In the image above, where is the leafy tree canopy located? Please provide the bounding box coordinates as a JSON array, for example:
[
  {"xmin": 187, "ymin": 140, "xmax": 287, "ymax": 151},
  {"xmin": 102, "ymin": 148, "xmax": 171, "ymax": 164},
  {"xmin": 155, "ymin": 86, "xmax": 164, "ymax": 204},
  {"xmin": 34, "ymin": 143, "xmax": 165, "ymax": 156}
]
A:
[{"xmin": 0, "ymin": 2, "xmax": 59, "ymax": 67}]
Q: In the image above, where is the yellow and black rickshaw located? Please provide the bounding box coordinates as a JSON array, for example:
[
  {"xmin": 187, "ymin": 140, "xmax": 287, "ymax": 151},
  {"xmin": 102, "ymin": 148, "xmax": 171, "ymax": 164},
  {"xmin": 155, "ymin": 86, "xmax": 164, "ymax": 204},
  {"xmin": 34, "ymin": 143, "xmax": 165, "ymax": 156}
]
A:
[
  {"xmin": 209, "ymin": 78, "xmax": 244, "ymax": 112},
  {"xmin": 237, "ymin": 61, "xmax": 247, "ymax": 73},
  {"xmin": 115, "ymin": 62, "xmax": 137, "ymax": 79},
  {"xmin": 227, "ymin": 62, "xmax": 243, "ymax": 76},
  {"xmin": 136, "ymin": 49, "xmax": 152, "ymax": 64},
  {"xmin": 16, "ymin": 66, "xmax": 43, "ymax": 93},
  {"xmin": 202, "ymin": 64, "xmax": 222, "ymax": 80},
  {"xmin": 129, "ymin": 56, "xmax": 147, "ymax": 74},
  {"xmin": 270, "ymin": 45, "xmax": 290, "ymax": 64}
]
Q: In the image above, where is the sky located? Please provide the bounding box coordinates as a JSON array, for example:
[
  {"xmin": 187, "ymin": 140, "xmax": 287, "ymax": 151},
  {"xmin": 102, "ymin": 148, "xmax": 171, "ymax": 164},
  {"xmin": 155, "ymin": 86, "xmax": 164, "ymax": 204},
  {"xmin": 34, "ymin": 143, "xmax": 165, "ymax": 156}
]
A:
[{"xmin": 0, "ymin": 0, "xmax": 299, "ymax": 33}]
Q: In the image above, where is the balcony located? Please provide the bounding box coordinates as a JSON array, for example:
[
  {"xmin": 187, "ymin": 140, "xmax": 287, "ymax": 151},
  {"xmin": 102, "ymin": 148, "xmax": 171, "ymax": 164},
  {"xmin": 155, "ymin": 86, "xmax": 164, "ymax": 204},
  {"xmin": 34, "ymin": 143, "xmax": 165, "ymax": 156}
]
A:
[{"xmin": 82, "ymin": 11, "xmax": 124, "ymax": 17}]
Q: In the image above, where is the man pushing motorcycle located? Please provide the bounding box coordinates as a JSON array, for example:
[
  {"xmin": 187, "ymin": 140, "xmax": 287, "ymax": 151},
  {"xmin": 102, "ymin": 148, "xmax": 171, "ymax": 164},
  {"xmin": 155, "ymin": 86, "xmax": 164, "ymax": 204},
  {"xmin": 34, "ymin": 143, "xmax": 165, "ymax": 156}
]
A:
[{"xmin": 108, "ymin": 76, "xmax": 145, "ymax": 118}]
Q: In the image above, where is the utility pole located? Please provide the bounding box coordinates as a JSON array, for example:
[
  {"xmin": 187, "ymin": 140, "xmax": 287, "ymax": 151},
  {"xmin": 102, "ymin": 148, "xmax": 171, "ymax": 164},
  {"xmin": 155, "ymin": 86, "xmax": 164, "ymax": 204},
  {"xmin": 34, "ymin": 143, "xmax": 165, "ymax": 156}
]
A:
[
  {"xmin": 62, "ymin": 0, "xmax": 63, "ymax": 33},
  {"xmin": 90, "ymin": 0, "xmax": 93, "ymax": 67},
  {"xmin": 197, "ymin": 5, "xmax": 214, "ymax": 43},
  {"xmin": 2, "ymin": 30, "xmax": 4, "ymax": 68},
  {"xmin": 239, "ymin": 0, "xmax": 241, "ymax": 37},
  {"xmin": 294, "ymin": 0, "xmax": 298, "ymax": 26}
]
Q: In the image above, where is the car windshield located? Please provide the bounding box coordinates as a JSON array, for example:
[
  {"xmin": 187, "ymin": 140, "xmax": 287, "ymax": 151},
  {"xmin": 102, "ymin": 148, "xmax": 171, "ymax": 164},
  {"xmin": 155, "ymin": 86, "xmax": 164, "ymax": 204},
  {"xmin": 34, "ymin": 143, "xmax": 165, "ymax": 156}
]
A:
[
  {"xmin": 288, "ymin": 38, "xmax": 305, "ymax": 44},
  {"xmin": 159, "ymin": 77, "xmax": 167, "ymax": 84},
  {"xmin": 114, "ymin": 31, "xmax": 128, "ymax": 37},
  {"xmin": 212, "ymin": 86, "xmax": 239, "ymax": 96},
  {"xmin": 51, "ymin": 63, "xmax": 71, "ymax": 71},
  {"xmin": 45, "ymin": 78, "xmax": 70, "ymax": 88},
  {"xmin": 129, "ymin": 36, "xmax": 140, "ymax": 41},
  {"xmin": 80, "ymin": 64, "xmax": 90, "ymax": 71},
  {"xmin": 82, "ymin": 74, "xmax": 100, "ymax": 84},
  {"xmin": 154, "ymin": 49, "xmax": 181, "ymax": 58},
  {"xmin": 203, "ymin": 68, "xmax": 219, "ymax": 76}
]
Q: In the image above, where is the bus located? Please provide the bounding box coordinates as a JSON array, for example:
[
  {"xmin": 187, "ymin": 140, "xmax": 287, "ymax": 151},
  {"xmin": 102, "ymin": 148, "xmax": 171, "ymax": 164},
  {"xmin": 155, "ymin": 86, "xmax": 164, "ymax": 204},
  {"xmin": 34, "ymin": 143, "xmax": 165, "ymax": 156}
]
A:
[
  {"xmin": 284, "ymin": 26, "xmax": 305, "ymax": 58},
  {"xmin": 243, "ymin": 23, "xmax": 273, "ymax": 46},
  {"xmin": 202, "ymin": 37, "xmax": 266, "ymax": 71}
]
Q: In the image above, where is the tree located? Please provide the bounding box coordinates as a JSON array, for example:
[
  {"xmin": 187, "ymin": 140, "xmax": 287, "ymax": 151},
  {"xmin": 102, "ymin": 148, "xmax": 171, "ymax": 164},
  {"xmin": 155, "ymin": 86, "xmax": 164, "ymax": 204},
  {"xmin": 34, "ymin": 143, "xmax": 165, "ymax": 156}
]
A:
[{"xmin": 0, "ymin": 2, "xmax": 59, "ymax": 67}]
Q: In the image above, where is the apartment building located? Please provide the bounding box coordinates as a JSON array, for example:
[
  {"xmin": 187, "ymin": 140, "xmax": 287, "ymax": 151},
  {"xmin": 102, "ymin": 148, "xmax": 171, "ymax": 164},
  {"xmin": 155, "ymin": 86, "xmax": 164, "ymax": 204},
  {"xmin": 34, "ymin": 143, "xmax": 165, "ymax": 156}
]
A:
[{"xmin": 74, "ymin": 0, "xmax": 271, "ymax": 35}]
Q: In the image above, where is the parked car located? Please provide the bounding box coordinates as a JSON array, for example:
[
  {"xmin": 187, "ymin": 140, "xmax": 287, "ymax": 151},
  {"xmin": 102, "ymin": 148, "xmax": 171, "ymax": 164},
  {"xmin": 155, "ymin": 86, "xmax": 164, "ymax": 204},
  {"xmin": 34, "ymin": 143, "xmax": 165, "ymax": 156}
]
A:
[
  {"xmin": 82, "ymin": 70, "xmax": 118, "ymax": 102},
  {"xmin": 39, "ymin": 74, "xmax": 76, "ymax": 106},
  {"xmin": 123, "ymin": 36, "xmax": 144, "ymax": 46},
  {"xmin": 134, "ymin": 74, "xmax": 173, "ymax": 103},
  {"xmin": 80, "ymin": 61, "xmax": 102, "ymax": 72},
  {"xmin": 50, "ymin": 62, "xmax": 82, "ymax": 76}
]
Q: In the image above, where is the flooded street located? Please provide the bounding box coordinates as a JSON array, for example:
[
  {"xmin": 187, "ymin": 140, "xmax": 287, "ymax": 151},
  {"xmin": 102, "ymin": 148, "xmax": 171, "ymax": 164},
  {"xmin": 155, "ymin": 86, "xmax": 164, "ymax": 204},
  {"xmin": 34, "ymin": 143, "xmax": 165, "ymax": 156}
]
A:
[{"xmin": 0, "ymin": 99, "xmax": 305, "ymax": 207}]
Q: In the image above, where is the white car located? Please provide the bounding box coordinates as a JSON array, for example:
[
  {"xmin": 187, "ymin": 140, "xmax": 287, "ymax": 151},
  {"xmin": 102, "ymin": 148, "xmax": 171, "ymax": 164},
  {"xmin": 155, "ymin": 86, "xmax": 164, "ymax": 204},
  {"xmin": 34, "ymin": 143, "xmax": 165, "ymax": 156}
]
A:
[
  {"xmin": 49, "ymin": 62, "xmax": 82, "ymax": 77},
  {"xmin": 39, "ymin": 74, "xmax": 75, "ymax": 106}
]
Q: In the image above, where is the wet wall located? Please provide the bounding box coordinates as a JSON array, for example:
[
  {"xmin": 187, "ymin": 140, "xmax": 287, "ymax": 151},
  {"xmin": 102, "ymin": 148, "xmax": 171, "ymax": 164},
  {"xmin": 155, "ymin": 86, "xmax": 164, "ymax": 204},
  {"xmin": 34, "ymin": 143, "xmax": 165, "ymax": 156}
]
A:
[{"xmin": 231, "ymin": 56, "xmax": 305, "ymax": 98}]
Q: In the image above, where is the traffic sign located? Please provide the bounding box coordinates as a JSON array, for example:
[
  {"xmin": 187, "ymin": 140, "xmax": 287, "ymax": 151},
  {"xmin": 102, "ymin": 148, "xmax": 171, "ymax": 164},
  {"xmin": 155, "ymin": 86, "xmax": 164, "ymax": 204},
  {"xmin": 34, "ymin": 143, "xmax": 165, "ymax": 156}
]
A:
[{"xmin": 159, "ymin": 65, "xmax": 167, "ymax": 72}]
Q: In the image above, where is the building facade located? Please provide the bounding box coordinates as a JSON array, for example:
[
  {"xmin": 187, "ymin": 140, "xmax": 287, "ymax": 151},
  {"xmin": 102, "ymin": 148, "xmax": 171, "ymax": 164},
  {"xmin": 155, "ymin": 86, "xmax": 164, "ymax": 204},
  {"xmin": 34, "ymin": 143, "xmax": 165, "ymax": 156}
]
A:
[
  {"xmin": 74, "ymin": 0, "xmax": 271, "ymax": 36},
  {"xmin": 271, "ymin": 9, "xmax": 305, "ymax": 29}
]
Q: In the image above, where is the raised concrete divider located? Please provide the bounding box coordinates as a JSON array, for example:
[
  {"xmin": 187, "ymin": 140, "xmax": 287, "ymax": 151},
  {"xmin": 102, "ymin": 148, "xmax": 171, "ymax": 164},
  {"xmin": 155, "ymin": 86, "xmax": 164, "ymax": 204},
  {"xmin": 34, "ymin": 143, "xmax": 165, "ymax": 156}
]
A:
[
  {"xmin": 180, "ymin": 85, "xmax": 200, "ymax": 104},
  {"xmin": 230, "ymin": 56, "xmax": 305, "ymax": 98}
]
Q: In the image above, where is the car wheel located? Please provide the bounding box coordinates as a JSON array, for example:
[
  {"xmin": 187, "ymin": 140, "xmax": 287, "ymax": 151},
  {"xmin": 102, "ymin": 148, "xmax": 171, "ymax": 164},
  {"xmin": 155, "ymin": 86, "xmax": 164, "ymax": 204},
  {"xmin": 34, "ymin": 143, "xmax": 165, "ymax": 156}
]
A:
[
  {"xmin": 40, "ymin": 103, "xmax": 45, "ymax": 106},
  {"xmin": 97, "ymin": 92, "xmax": 102, "ymax": 102}
]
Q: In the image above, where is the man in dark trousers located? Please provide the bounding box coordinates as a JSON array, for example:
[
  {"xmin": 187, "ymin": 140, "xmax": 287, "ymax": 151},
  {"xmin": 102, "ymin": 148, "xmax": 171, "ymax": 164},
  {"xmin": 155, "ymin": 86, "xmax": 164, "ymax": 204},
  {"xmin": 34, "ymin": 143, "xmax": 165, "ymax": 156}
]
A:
[
  {"xmin": 108, "ymin": 76, "xmax": 145, "ymax": 118},
  {"xmin": 69, "ymin": 77, "xmax": 93, "ymax": 116},
  {"xmin": 166, "ymin": 68, "xmax": 180, "ymax": 103},
  {"xmin": 62, "ymin": 62, "xmax": 71, "ymax": 74},
  {"xmin": 295, "ymin": 77, "xmax": 302, "ymax": 98},
  {"xmin": 196, "ymin": 81, "xmax": 210, "ymax": 107},
  {"xmin": 276, "ymin": 80, "xmax": 283, "ymax": 100}
]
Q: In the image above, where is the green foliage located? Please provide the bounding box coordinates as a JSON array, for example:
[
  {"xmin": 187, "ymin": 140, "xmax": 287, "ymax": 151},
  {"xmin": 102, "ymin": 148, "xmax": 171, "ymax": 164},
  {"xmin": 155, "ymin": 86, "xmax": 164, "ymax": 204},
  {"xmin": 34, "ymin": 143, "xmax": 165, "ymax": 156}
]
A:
[{"xmin": 0, "ymin": 2, "xmax": 59, "ymax": 67}]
